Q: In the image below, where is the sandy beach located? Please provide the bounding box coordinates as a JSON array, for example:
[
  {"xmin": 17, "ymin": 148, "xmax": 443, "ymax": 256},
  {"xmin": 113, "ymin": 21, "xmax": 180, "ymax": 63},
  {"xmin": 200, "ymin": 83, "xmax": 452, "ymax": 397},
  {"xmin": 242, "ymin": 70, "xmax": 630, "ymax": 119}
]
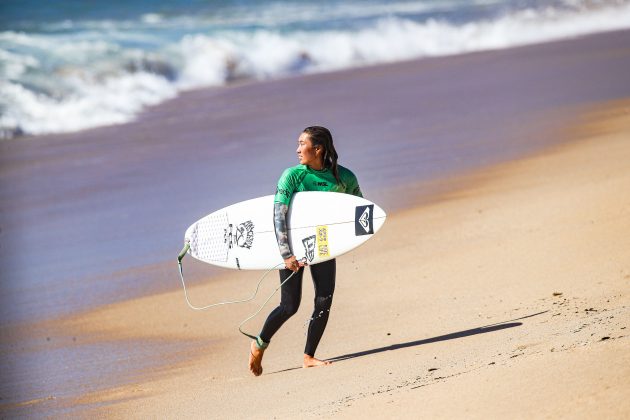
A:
[
  {"xmin": 1, "ymin": 30, "xmax": 630, "ymax": 418},
  {"xmin": 7, "ymin": 97, "xmax": 628, "ymax": 418}
]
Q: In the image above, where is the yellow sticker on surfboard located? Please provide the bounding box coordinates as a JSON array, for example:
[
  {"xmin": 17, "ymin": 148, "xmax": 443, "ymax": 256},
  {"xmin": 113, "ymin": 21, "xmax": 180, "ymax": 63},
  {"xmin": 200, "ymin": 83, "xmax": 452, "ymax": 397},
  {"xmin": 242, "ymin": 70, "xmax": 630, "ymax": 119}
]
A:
[{"xmin": 316, "ymin": 225, "xmax": 329, "ymax": 257}]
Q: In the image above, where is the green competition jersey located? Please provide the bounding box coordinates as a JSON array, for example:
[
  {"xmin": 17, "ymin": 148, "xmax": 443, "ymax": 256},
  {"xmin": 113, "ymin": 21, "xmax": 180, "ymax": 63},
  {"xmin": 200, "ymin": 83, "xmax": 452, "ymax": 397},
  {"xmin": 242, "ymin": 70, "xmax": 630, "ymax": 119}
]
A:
[{"xmin": 274, "ymin": 164, "xmax": 362, "ymax": 205}]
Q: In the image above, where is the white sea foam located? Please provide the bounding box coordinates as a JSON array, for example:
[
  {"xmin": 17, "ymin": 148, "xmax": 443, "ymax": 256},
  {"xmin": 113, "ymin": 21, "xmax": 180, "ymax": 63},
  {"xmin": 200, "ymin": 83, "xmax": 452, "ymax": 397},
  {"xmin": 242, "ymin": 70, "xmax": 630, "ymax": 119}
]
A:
[
  {"xmin": 0, "ymin": 73, "xmax": 176, "ymax": 136},
  {"xmin": 171, "ymin": 3, "xmax": 630, "ymax": 85},
  {"xmin": 2, "ymin": 1, "xmax": 630, "ymax": 138},
  {"xmin": 141, "ymin": 13, "xmax": 164, "ymax": 24}
]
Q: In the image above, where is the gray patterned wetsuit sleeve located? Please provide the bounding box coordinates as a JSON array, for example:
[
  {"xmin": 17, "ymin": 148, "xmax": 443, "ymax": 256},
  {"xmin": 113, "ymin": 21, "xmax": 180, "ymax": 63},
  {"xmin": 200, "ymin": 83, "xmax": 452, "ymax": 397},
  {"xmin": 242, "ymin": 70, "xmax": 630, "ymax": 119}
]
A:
[{"xmin": 274, "ymin": 202, "xmax": 292, "ymax": 259}]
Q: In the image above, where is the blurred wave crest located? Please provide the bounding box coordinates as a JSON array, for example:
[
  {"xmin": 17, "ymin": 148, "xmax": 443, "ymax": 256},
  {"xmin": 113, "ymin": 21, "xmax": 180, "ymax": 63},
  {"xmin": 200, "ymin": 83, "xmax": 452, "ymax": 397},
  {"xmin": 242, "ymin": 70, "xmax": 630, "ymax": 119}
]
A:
[{"xmin": 2, "ymin": 0, "xmax": 630, "ymax": 138}]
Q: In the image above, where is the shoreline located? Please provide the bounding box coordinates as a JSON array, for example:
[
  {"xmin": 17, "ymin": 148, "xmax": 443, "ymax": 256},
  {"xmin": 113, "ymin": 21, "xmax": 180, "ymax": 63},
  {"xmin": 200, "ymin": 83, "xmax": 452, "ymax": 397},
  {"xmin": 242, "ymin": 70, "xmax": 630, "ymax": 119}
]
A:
[
  {"xmin": 3, "ymin": 97, "xmax": 630, "ymax": 417},
  {"xmin": 2, "ymin": 30, "xmax": 629, "ymax": 326},
  {"xmin": 5, "ymin": 27, "xmax": 630, "ymax": 143},
  {"xmin": 6, "ymin": 28, "xmax": 630, "ymax": 146}
]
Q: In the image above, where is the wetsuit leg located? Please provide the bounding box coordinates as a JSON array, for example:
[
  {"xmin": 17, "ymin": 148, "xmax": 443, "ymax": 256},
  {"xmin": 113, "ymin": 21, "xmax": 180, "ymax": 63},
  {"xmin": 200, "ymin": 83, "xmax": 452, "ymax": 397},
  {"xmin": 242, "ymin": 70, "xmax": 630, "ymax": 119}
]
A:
[
  {"xmin": 259, "ymin": 267, "xmax": 304, "ymax": 343},
  {"xmin": 304, "ymin": 259, "xmax": 336, "ymax": 357}
]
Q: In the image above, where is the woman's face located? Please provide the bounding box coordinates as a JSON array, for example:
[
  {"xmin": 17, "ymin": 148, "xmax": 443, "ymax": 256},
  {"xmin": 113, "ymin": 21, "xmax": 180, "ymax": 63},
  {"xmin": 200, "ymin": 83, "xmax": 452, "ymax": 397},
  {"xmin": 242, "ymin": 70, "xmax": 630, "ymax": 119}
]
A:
[{"xmin": 296, "ymin": 132, "xmax": 323, "ymax": 168}]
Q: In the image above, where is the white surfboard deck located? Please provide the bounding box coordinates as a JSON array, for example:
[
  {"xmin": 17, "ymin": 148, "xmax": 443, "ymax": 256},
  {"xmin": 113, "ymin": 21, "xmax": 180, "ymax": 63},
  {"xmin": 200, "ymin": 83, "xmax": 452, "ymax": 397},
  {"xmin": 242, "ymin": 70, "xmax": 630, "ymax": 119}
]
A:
[{"xmin": 184, "ymin": 191, "xmax": 386, "ymax": 270}]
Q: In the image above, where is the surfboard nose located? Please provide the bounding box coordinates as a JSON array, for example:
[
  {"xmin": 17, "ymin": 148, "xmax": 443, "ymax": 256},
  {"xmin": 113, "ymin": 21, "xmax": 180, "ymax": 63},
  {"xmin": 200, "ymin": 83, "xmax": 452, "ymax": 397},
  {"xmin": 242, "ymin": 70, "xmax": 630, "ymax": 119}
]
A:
[{"xmin": 371, "ymin": 203, "xmax": 387, "ymax": 234}]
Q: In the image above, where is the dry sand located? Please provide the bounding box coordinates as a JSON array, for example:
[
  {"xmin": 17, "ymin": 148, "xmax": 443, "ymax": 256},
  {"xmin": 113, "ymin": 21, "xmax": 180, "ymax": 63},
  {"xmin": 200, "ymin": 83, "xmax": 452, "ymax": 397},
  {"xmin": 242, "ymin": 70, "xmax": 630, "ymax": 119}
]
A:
[{"xmin": 6, "ymin": 99, "xmax": 626, "ymax": 418}]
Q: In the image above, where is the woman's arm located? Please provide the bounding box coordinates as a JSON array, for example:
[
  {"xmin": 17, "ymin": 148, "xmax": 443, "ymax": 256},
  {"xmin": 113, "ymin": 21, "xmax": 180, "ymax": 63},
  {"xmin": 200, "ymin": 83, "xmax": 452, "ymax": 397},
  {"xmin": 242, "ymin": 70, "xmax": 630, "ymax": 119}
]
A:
[
  {"xmin": 274, "ymin": 202, "xmax": 292, "ymax": 260},
  {"xmin": 274, "ymin": 202, "xmax": 303, "ymax": 272}
]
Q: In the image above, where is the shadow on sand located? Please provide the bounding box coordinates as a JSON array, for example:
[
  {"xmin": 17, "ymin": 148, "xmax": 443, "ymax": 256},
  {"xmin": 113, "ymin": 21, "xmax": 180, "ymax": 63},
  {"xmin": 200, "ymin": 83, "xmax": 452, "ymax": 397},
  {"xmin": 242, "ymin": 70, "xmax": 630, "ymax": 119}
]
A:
[{"xmin": 268, "ymin": 310, "xmax": 547, "ymax": 374}]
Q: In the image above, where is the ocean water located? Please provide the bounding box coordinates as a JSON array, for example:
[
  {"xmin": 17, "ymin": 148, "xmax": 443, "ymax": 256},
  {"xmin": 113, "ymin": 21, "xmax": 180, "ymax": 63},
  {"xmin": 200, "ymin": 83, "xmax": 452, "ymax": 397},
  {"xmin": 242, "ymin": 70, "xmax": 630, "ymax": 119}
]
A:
[{"xmin": 1, "ymin": 0, "xmax": 630, "ymax": 139}]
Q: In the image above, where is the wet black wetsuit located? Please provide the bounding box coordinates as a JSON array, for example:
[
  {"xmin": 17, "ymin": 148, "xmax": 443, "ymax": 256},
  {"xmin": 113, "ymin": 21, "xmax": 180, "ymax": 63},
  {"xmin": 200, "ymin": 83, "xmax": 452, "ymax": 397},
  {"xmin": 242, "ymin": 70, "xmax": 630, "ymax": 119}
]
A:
[
  {"xmin": 257, "ymin": 164, "xmax": 361, "ymax": 356},
  {"xmin": 259, "ymin": 260, "xmax": 336, "ymax": 356}
]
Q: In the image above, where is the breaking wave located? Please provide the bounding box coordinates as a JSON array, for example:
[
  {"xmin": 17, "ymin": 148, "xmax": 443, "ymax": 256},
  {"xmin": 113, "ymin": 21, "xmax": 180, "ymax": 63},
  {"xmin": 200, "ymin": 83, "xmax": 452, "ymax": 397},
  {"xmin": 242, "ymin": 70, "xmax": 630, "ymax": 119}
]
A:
[{"xmin": 2, "ymin": 0, "xmax": 630, "ymax": 138}]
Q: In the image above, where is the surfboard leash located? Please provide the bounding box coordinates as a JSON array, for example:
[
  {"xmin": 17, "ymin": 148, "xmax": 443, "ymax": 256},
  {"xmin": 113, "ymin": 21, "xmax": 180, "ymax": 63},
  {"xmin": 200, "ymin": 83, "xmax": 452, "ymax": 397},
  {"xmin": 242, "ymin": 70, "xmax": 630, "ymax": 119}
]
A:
[
  {"xmin": 236, "ymin": 269, "xmax": 298, "ymax": 340},
  {"xmin": 177, "ymin": 241, "xmax": 298, "ymax": 340}
]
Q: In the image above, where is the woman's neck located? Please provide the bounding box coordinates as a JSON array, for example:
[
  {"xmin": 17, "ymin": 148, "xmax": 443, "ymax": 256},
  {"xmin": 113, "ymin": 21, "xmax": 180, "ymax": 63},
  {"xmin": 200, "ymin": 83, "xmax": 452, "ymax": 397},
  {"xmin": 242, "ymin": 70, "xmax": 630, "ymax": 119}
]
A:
[{"xmin": 307, "ymin": 161, "xmax": 325, "ymax": 171}]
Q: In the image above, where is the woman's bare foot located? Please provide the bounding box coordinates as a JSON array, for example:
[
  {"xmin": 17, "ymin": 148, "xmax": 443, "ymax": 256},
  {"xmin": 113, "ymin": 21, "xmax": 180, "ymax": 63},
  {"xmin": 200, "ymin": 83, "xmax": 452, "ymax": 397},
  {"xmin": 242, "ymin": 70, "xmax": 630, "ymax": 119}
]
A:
[
  {"xmin": 303, "ymin": 354, "xmax": 332, "ymax": 368},
  {"xmin": 249, "ymin": 340, "xmax": 265, "ymax": 376}
]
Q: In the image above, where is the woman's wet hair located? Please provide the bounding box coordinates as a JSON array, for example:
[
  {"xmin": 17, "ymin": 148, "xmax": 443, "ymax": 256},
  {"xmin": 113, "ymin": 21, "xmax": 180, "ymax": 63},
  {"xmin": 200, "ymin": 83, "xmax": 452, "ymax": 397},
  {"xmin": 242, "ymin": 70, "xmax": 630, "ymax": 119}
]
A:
[{"xmin": 302, "ymin": 126, "xmax": 341, "ymax": 185}]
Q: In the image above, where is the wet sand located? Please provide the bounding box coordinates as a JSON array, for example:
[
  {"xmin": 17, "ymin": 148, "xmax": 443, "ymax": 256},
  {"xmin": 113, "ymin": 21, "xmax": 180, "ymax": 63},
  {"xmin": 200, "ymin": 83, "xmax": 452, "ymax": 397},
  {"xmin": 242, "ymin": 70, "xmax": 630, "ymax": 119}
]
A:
[{"xmin": 1, "ymin": 30, "xmax": 630, "ymax": 417}]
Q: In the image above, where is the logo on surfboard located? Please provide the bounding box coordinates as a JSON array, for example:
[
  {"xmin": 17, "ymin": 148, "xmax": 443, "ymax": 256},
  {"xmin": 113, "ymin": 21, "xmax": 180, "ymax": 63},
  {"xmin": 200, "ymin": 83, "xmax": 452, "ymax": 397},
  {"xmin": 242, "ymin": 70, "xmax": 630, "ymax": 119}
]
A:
[
  {"xmin": 236, "ymin": 221, "xmax": 254, "ymax": 249},
  {"xmin": 354, "ymin": 205, "xmax": 374, "ymax": 236},
  {"xmin": 316, "ymin": 225, "xmax": 329, "ymax": 258},
  {"xmin": 224, "ymin": 220, "xmax": 255, "ymax": 249},
  {"xmin": 302, "ymin": 235, "xmax": 316, "ymax": 262}
]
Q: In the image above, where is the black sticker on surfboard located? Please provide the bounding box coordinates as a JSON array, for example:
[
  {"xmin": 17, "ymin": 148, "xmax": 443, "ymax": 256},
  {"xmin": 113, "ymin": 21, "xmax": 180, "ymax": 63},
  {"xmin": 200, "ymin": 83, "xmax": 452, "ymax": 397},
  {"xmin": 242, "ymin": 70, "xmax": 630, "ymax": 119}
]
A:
[
  {"xmin": 355, "ymin": 205, "xmax": 374, "ymax": 236},
  {"xmin": 302, "ymin": 235, "xmax": 316, "ymax": 262}
]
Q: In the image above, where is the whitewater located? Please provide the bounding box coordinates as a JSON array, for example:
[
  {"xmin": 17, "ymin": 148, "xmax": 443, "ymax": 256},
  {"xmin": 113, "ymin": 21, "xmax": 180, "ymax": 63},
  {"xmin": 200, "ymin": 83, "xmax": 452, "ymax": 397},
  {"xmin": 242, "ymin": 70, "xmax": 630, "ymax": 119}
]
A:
[{"xmin": 1, "ymin": 0, "xmax": 630, "ymax": 138}]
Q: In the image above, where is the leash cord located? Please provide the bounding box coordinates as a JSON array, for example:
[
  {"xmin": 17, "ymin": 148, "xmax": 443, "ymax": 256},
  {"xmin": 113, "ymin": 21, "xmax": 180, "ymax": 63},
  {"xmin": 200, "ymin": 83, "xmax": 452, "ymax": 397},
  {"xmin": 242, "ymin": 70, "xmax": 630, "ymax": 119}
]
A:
[
  {"xmin": 177, "ymin": 242, "xmax": 299, "ymax": 340},
  {"xmin": 237, "ymin": 269, "xmax": 298, "ymax": 340}
]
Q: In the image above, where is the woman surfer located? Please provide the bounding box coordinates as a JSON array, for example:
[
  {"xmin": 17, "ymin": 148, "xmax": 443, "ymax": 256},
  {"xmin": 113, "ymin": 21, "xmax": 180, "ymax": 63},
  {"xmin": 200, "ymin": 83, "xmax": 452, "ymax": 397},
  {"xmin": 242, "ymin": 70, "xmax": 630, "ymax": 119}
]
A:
[{"xmin": 248, "ymin": 126, "xmax": 363, "ymax": 376}]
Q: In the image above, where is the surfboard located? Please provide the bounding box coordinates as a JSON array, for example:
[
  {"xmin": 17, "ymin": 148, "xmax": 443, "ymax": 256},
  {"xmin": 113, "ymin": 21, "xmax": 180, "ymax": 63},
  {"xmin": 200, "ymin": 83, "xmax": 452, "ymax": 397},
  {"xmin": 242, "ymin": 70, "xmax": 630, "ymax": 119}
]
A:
[{"xmin": 183, "ymin": 191, "xmax": 386, "ymax": 270}]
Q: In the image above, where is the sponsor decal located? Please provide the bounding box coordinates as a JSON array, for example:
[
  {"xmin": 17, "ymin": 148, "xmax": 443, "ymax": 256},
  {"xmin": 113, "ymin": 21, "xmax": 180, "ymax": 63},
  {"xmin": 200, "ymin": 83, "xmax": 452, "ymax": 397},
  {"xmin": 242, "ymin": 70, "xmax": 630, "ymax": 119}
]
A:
[
  {"xmin": 354, "ymin": 204, "xmax": 374, "ymax": 236},
  {"xmin": 224, "ymin": 223, "xmax": 234, "ymax": 249},
  {"xmin": 235, "ymin": 221, "xmax": 254, "ymax": 249},
  {"xmin": 236, "ymin": 257, "xmax": 241, "ymax": 270},
  {"xmin": 276, "ymin": 187, "xmax": 291, "ymax": 199},
  {"xmin": 316, "ymin": 225, "xmax": 329, "ymax": 258},
  {"xmin": 224, "ymin": 221, "xmax": 255, "ymax": 249},
  {"xmin": 302, "ymin": 235, "xmax": 316, "ymax": 262}
]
